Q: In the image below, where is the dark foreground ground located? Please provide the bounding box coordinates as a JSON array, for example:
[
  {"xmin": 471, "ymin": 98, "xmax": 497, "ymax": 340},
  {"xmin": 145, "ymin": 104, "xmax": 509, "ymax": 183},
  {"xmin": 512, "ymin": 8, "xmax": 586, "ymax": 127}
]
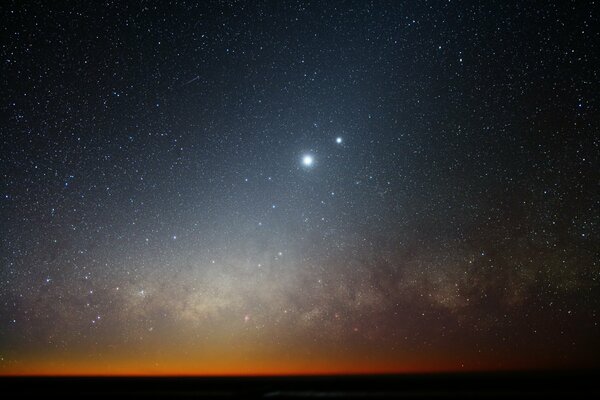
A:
[{"xmin": 2, "ymin": 370, "xmax": 599, "ymax": 399}]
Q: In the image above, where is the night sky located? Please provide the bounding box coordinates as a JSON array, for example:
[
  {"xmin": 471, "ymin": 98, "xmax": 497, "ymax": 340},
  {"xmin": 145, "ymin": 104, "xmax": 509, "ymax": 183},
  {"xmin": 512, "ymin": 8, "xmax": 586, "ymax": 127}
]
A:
[{"xmin": 1, "ymin": 1, "xmax": 599, "ymax": 375}]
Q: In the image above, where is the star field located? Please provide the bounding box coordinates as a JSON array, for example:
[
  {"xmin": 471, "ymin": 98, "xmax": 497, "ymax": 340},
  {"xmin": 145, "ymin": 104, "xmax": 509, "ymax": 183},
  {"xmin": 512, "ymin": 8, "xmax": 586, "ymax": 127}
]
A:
[{"xmin": 0, "ymin": 1, "xmax": 598, "ymax": 375}]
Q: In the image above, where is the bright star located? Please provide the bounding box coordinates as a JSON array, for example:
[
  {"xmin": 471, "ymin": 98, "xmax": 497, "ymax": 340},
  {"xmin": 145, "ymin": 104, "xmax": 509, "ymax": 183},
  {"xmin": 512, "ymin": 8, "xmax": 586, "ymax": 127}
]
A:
[
  {"xmin": 336, "ymin": 137, "xmax": 342, "ymax": 144},
  {"xmin": 302, "ymin": 154, "xmax": 314, "ymax": 167}
]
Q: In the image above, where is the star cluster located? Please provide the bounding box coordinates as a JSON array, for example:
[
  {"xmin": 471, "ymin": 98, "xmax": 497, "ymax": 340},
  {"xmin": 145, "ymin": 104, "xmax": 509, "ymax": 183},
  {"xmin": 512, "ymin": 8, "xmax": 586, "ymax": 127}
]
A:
[{"xmin": 0, "ymin": 1, "xmax": 598, "ymax": 374}]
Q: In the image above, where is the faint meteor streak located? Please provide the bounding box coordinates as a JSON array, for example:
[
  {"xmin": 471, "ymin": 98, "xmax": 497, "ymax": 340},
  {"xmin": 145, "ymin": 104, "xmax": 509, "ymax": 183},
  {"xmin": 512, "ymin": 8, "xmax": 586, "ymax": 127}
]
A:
[{"xmin": 182, "ymin": 75, "xmax": 200, "ymax": 86}]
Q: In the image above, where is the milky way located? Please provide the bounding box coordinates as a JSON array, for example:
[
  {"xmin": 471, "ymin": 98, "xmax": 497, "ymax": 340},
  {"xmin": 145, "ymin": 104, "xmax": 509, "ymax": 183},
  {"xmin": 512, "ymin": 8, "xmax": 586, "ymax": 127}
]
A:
[{"xmin": 1, "ymin": 1, "xmax": 598, "ymax": 375}]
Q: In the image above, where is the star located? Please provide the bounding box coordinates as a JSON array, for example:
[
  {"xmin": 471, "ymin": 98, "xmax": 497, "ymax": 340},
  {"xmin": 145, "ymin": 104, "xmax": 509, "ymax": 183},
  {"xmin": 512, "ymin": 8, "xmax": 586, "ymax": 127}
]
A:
[
  {"xmin": 302, "ymin": 154, "xmax": 314, "ymax": 167},
  {"xmin": 336, "ymin": 137, "xmax": 343, "ymax": 144}
]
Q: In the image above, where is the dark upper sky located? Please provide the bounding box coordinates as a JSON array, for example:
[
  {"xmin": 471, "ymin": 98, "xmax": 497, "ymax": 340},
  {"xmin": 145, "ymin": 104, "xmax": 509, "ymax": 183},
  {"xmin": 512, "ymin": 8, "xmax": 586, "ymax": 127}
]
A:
[{"xmin": 1, "ymin": 1, "xmax": 598, "ymax": 374}]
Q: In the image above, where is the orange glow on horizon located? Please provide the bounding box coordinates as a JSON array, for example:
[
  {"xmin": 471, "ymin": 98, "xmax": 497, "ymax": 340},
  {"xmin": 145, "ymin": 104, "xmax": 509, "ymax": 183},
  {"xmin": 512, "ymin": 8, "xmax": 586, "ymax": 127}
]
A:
[{"xmin": 1, "ymin": 353, "xmax": 546, "ymax": 377}]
